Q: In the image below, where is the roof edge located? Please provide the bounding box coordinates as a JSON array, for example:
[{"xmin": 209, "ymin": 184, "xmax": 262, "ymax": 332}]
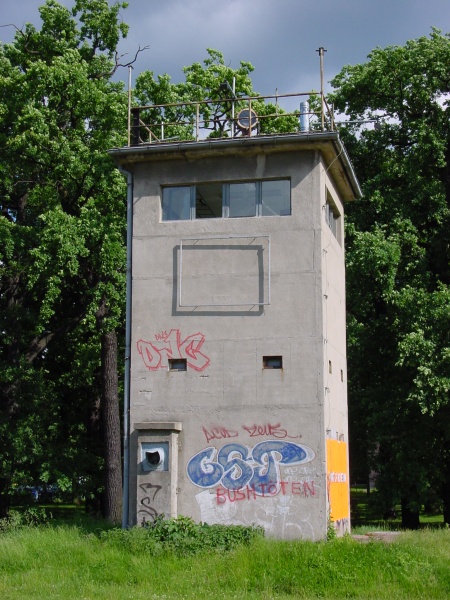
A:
[{"xmin": 108, "ymin": 132, "xmax": 362, "ymax": 200}]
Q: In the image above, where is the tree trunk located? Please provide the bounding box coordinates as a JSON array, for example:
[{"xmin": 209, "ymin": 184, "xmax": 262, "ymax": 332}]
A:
[
  {"xmin": 85, "ymin": 392, "xmax": 102, "ymax": 515},
  {"xmin": 401, "ymin": 497, "xmax": 420, "ymax": 529},
  {"xmin": 0, "ymin": 381, "xmax": 20, "ymax": 518},
  {"xmin": 0, "ymin": 477, "xmax": 11, "ymax": 519},
  {"xmin": 442, "ymin": 456, "xmax": 450, "ymax": 526},
  {"xmin": 101, "ymin": 330, "xmax": 122, "ymax": 523}
]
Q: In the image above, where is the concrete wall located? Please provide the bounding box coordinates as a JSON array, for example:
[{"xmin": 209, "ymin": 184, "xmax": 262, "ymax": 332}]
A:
[
  {"xmin": 321, "ymin": 171, "xmax": 350, "ymax": 534},
  {"xmin": 127, "ymin": 142, "xmax": 350, "ymax": 539}
]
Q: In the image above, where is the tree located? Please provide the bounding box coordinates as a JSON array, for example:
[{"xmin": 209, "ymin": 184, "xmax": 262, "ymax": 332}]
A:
[
  {"xmin": 133, "ymin": 48, "xmax": 298, "ymax": 142},
  {"xmin": 330, "ymin": 29, "xmax": 450, "ymax": 527},
  {"xmin": 0, "ymin": 0, "xmax": 132, "ymax": 521},
  {"xmin": 0, "ymin": 11, "xmax": 295, "ymax": 521}
]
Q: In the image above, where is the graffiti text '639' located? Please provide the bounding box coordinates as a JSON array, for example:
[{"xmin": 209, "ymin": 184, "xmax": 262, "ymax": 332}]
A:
[{"xmin": 187, "ymin": 441, "xmax": 315, "ymax": 496}]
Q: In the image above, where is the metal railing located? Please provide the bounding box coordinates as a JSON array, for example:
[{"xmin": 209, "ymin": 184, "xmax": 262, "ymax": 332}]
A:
[{"xmin": 127, "ymin": 91, "xmax": 336, "ymax": 147}]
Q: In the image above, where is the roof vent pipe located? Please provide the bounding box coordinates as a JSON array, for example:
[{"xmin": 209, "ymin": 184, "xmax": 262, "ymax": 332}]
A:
[{"xmin": 300, "ymin": 101, "xmax": 310, "ymax": 132}]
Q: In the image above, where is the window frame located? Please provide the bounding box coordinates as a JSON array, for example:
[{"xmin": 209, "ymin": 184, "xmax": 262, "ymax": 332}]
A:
[
  {"xmin": 162, "ymin": 178, "xmax": 291, "ymax": 221},
  {"xmin": 325, "ymin": 191, "xmax": 342, "ymax": 245}
]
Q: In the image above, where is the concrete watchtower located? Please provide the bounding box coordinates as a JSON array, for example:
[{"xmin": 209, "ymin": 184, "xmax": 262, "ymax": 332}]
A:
[{"xmin": 110, "ymin": 89, "xmax": 361, "ymax": 540}]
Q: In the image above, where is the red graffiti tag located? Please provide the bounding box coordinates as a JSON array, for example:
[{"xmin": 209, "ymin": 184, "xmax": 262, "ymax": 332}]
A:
[
  {"xmin": 242, "ymin": 422, "xmax": 300, "ymax": 439},
  {"xmin": 137, "ymin": 329, "xmax": 210, "ymax": 372},
  {"xmin": 202, "ymin": 426, "xmax": 239, "ymax": 443},
  {"xmin": 155, "ymin": 330, "xmax": 168, "ymax": 341},
  {"xmin": 215, "ymin": 481, "xmax": 315, "ymax": 504}
]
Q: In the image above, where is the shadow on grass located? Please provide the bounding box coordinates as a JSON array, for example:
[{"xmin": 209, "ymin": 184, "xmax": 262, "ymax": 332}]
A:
[
  {"xmin": 350, "ymin": 487, "xmax": 445, "ymax": 532},
  {"xmin": 12, "ymin": 491, "xmax": 446, "ymax": 535},
  {"xmin": 11, "ymin": 502, "xmax": 117, "ymax": 534}
]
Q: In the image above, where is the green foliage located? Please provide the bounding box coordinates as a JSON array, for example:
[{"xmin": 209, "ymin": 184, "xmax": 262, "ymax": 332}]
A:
[
  {"xmin": 330, "ymin": 29, "xmax": 450, "ymax": 524},
  {"xmin": 134, "ymin": 48, "xmax": 257, "ymax": 140},
  {"xmin": 0, "ymin": 0, "xmax": 129, "ymax": 515},
  {"xmin": 1, "ymin": 525, "xmax": 450, "ymax": 599},
  {"xmin": 326, "ymin": 518, "xmax": 338, "ymax": 541},
  {"xmin": 251, "ymin": 100, "xmax": 299, "ymax": 134},
  {"xmin": 100, "ymin": 515, "xmax": 264, "ymax": 556},
  {"xmin": 134, "ymin": 47, "xmax": 299, "ymax": 140},
  {"xmin": 0, "ymin": 507, "xmax": 52, "ymax": 532}
]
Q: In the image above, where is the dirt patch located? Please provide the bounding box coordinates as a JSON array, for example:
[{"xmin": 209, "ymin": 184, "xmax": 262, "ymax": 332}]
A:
[{"xmin": 352, "ymin": 531, "xmax": 401, "ymax": 543}]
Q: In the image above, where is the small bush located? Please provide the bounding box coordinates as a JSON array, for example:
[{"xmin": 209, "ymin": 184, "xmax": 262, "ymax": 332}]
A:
[
  {"xmin": 0, "ymin": 507, "xmax": 52, "ymax": 532},
  {"xmin": 327, "ymin": 519, "xmax": 337, "ymax": 541},
  {"xmin": 100, "ymin": 515, "xmax": 264, "ymax": 556}
]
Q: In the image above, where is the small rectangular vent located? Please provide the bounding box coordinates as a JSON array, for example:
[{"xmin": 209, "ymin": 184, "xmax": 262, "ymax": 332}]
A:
[
  {"xmin": 169, "ymin": 358, "xmax": 187, "ymax": 371},
  {"xmin": 263, "ymin": 355, "xmax": 283, "ymax": 369}
]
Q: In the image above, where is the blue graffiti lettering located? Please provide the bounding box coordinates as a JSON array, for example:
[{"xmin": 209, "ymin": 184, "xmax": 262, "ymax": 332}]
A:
[
  {"xmin": 186, "ymin": 447, "xmax": 223, "ymax": 488},
  {"xmin": 187, "ymin": 440, "xmax": 315, "ymax": 495},
  {"xmin": 217, "ymin": 443, "xmax": 253, "ymax": 490}
]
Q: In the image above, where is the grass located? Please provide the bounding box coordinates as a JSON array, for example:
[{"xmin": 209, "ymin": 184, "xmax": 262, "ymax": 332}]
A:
[
  {"xmin": 1, "ymin": 492, "xmax": 448, "ymax": 599},
  {"xmin": 0, "ymin": 522, "xmax": 450, "ymax": 599},
  {"xmin": 350, "ymin": 487, "xmax": 444, "ymax": 530}
]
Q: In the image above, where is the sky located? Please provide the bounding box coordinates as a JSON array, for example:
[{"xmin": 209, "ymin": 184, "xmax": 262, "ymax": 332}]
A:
[{"xmin": 2, "ymin": 0, "xmax": 450, "ymax": 98}]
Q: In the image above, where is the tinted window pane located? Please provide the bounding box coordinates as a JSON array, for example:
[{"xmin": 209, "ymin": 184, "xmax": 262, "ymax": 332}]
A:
[
  {"xmin": 196, "ymin": 183, "xmax": 223, "ymax": 218},
  {"xmin": 229, "ymin": 183, "xmax": 256, "ymax": 217},
  {"xmin": 261, "ymin": 180, "xmax": 291, "ymax": 216},
  {"xmin": 162, "ymin": 187, "xmax": 191, "ymax": 220},
  {"xmin": 326, "ymin": 200, "xmax": 340, "ymax": 238}
]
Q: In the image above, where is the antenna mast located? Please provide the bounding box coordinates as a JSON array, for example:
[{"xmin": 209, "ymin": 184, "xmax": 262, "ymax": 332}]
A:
[{"xmin": 316, "ymin": 47, "xmax": 327, "ymax": 131}]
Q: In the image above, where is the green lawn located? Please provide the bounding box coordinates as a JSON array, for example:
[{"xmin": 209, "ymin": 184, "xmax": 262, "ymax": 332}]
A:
[
  {"xmin": 0, "ymin": 523, "xmax": 449, "ymax": 599},
  {"xmin": 1, "ymin": 494, "xmax": 447, "ymax": 599}
]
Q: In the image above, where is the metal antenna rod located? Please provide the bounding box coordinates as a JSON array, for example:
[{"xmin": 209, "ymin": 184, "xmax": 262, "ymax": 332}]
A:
[
  {"xmin": 316, "ymin": 47, "xmax": 327, "ymax": 131},
  {"xmin": 127, "ymin": 66, "xmax": 133, "ymax": 147}
]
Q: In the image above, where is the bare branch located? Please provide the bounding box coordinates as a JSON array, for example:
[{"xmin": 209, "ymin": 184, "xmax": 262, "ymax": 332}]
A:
[
  {"xmin": 0, "ymin": 23, "xmax": 39, "ymax": 54},
  {"xmin": 117, "ymin": 44, "xmax": 151, "ymax": 69},
  {"xmin": 89, "ymin": 44, "xmax": 150, "ymax": 79}
]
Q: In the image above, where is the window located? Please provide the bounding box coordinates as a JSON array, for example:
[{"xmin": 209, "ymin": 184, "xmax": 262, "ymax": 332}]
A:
[
  {"xmin": 196, "ymin": 183, "xmax": 223, "ymax": 218},
  {"xmin": 168, "ymin": 358, "xmax": 187, "ymax": 371},
  {"xmin": 162, "ymin": 179, "xmax": 290, "ymax": 221},
  {"xmin": 261, "ymin": 180, "xmax": 290, "ymax": 216},
  {"xmin": 229, "ymin": 182, "xmax": 257, "ymax": 217},
  {"xmin": 162, "ymin": 186, "xmax": 191, "ymax": 221},
  {"xmin": 263, "ymin": 355, "xmax": 283, "ymax": 369},
  {"xmin": 325, "ymin": 193, "xmax": 341, "ymax": 243}
]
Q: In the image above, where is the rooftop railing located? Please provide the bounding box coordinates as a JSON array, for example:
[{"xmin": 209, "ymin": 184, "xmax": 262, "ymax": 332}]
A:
[{"xmin": 127, "ymin": 91, "xmax": 336, "ymax": 147}]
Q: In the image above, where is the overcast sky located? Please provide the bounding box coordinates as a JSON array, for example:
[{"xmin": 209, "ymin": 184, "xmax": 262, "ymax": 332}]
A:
[{"xmin": 2, "ymin": 0, "xmax": 450, "ymax": 97}]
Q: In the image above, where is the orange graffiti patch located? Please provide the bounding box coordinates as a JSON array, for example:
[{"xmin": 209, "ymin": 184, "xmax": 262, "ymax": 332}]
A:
[{"xmin": 326, "ymin": 439, "xmax": 350, "ymax": 522}]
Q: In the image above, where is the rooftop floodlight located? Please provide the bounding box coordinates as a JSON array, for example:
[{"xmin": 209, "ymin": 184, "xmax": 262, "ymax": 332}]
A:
[
  {"xmin": 236, "ymin": 107, "xmax": 258, "ymax": 133},
  {"xmin": 219, "ymin": 81, "xmax": 236, "ymax": 99}
]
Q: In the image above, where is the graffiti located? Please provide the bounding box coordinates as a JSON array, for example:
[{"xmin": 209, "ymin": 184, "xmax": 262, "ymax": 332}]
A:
[
  {"xmin": 329, "ymin": 472, "xmax": 347, "ymax": 483},
  {"xmin": 137, "ymin": 482, "xmax": 162, "ymax": 522},
  {"xmin": 202, "ymin": 425, "xmax": 239, "ymax": 443},
  {"xmin": 195, "ymin": 489, "xmax": 317, "ymax": 539},
  {"xmin": 284, "ymin": 465, "xmax": 317, "ymax": 477},
  {"xmin": 242, "ymin": 422, "xmax": 299, "ymax": 439},
  {"xmin": 202, "ymin": 422, "xmax": 299, "ymax": 442},
  {"xmin": 187, "ymin": 440, "xmax": 315, "ymax": 496},
  {"xmin": 216, "ymin": 480, "xmax": 315, "ymax": 504},
  {"xmin": 137, "ymin": 328, "xmax": 210, "ymax": 372},
  {"xmin": 326, "ymin": 439, "xmax": 350, "ymax": 526},
  {"xmin": 155, "ymin": 330, "xmax": 168, "ymax": 341},
  {"xmin": 333, "ymin": 517, "xmax": 350, "ymax": 536}
]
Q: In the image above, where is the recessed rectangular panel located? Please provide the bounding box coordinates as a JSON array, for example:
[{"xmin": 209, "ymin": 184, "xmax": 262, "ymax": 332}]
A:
[{"xmin": 179, "ymin": 235, "xmax": 270, "ymax": 307}]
